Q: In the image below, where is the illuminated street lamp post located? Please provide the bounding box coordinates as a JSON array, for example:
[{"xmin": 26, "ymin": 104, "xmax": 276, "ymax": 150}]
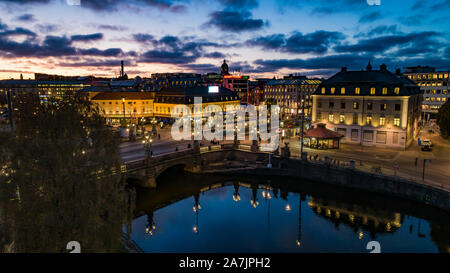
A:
[
  {"xmin": 143, "ymin": 134, "xmax": 153, "ymax": 160},
  {"xmin": 122, "ymin": 97, "xmax": 126, "ymax": 125},
  {"xmin": 300, "ymin": 92, "xmax": 306, "ymax": 154}
]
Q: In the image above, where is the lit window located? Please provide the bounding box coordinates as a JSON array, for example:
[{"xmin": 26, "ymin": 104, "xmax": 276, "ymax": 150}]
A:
[
  {"xmin": 331, "ymin": 87, "xmax": 335, "ymax": 94},
  {"xmin": 394, "ymin": 87, "xmax": 400, "ymax": 95},
  {"xmin": 321, "ymin": 87, "xmax": 326, "ymax": 94},
  {"xmin": 355, "ymin": 87, "xmax": 360, "ymax": 95},
  {"xmin": 353, "ymin": 101, "xmax": 359, "ymax": 109},
  {"xmin": 379, "ymin": 117, "xmax": 386, "ymax": 126},
  {"xmin": 366, "ymin": 116, "xmax": 372, "ymax": 125},
  {"xmin": 380, "ymin": 103, "xmax": 387, "ymax": 111},
  {"xmin": 394, "ymin": 118, "xmax": 400, "ymax": 126},
  {"xmin": 339, "ymin": 114, "xmax": 345, "ymax": 123},
  {"xmin": 370, "ymin": 88, "xmax": 376, "ymax": 95},
  {"xmin": 382, "ymin": 87, "xmax": 387, "ymax": 95},
  {"xmin": 328, "ymin": 114, "xmax": 334, "ymax": 123},
  {"xmin": 341, "ymin": 87, "xmax": 345, "ymax": 94}
]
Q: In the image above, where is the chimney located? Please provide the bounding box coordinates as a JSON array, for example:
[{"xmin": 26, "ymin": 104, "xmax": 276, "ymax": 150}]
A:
[
  {"xmin": 121, "ymin": 60, "xmax": 124, "ymax": 77},
  {"xmin": 395, "ymin": 68, "xmax": 401, "ymax": 76},
  {"xmin": 341, "ymin": 67, "xmax": 347, "ymax": 72},
  {"xmin": 380, "ymin": 64, "xmax": 387, "ymax": 71}
]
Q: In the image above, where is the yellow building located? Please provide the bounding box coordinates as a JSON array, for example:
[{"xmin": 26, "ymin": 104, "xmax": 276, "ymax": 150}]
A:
[
  {"xmin": 91, "ymin": 86, "xmax": 241, "ymax": 125},
  {"xmin": 91, "ymin": 92, "xmax": 155, "ymax": 125},
  {"xmin": 312, "ymin": 64, "xmax": 422, "ymax": 149},
  {"xmin": 153, "ymin": 86, "xmax": 241, "ymax": 118}
]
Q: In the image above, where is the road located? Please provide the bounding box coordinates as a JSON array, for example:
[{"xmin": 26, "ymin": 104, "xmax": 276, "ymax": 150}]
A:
[{"xmin": 119, "ymin": 125, "xmax": 450, "ymax": 191}]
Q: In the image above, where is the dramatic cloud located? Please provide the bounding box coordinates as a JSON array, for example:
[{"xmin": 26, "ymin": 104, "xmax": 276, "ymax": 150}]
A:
[
  {"xmin": 354, "ymin": 25, "xmax": 400, "ymax": 38},
  {"xmin": 217, "ymin": 0, "xmax": 258, "ymax": 10},
  {"xmin": 16, "ymin": 14, "xmax": 36, "ymax": 22},
  {"xmin": 71, "ymin": 33, "xmax": 104, "ymax": 42},
  {"xmin": 246, "ymin": 31, "xmax": 345, "ymax": 54},
  {"xmin": 79, "ymin": 0, "xmax": 188, "ymax": 13},
  {"xmin": 205, "ymin": 10, "xmax": 266, "ymax": 32},
  {"xmin": 334, "ymin": 32, "xmax": 442, "ymax": 54},
  {"xmin": 95, "ymin": 24, "xmax": 128, "ymax": 31},
  {"xmin": 203, "ymin": 51, "xmax": 226, "ymax": 58},
  {"xmin": 253, "ymin": 54, "xmax": 369, "ymax": 72},
  {"xmin": 136, "ymin": 35, "xmax": 220, "ymax": 64},
  {"xmin": 0, "ymin": 27, "xmax": 123, "ymax": 58},
  {"xmin": 0, "ymin": 27, "xmax": 37, "ymax": 38},
  {"xmin": 359, "ymin": 11, "xmax": 383, "ymax": 23}
]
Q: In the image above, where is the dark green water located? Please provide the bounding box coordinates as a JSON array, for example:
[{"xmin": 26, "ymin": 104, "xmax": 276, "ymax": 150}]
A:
[{"xmin": 130, "ymin": 168, "xmax": 450, "ymax": 253}]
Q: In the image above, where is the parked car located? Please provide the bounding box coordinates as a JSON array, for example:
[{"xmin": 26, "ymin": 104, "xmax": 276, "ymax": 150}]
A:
[
  {"xmin": 421, "ymin": 142, "xmax": 432, "ymax": 151},
  {"xmin": 422, "ymin": 139, "xmax": 433, "ymax": 147}
]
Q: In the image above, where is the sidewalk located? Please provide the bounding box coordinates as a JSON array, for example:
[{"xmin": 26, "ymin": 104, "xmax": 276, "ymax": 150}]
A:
[{"xmin": 283, "ymin": 128, "xmax": 450, "ymax": 191}]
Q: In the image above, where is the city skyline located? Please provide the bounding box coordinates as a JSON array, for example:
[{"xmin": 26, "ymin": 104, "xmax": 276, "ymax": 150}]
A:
[{"xmin": 0, "ymin": 0, "xmax": 450, "ymax": 80}]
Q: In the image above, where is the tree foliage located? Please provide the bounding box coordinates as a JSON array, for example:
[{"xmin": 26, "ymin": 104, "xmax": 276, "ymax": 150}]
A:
[
  {"xmin": 0, "ymin": 93, "xmax": 135, "ymax": 253},
  {"xmin": 437, "ymin": 100, "xmax": 450, "ymax": 140}
]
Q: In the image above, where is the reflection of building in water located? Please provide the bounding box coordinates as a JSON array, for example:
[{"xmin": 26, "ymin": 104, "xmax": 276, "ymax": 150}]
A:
[{"xmin": 307, "ymin": 196, "xmax": 403, "ymax": 238}]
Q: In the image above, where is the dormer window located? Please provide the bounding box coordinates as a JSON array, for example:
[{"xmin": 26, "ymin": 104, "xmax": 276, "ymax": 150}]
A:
[
  {"xmin": 331, "ymin": 87, "xmax": 335, "ymax": 94},
  {"xmin": 321, "ymin": 87, "xmax": 326, "ymax": 94},
  {"xmin": 341, "ymin": 87, "xmax": 345, "ymax": 94},
  {"xmin": 382, "ymin": 87, "xmax": 388, "ymax": 95},
  {"xmin": 394, "ymin": 87, "xmax": 400, "ymax": 95},
  {"xmin": 355, "ymin": 87, "xmax": 360, "ymax": 95},
  {"xmin": 370, "ymin": 87, "xmax": 376, "ymax": 95}
]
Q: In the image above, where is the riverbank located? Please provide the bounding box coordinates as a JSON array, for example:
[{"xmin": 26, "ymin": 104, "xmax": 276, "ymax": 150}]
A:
[{"xmin": 198, "ymin": 156, "xmax": 450, "ymax": 212}]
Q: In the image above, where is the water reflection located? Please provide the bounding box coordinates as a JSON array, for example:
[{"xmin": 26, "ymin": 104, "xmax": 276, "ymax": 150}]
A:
[{"xmin": 131, "ymin": 170, "xmax": 450, "ymax": 253}]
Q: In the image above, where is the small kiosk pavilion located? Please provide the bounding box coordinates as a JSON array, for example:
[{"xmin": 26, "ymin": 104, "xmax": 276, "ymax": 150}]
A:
[{"xmin": 304, "ymin": 123, "xmax": 343, "ymax": 149}]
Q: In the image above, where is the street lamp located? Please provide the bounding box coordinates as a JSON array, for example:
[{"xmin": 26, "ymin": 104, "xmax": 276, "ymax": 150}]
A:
[
  {"xmin": 143, "ymin": 134, "xmax": 153, "ymax": 160},
  {"xmin": 122, "ymin": 97, "xmax": 126, "ymax": 125}
]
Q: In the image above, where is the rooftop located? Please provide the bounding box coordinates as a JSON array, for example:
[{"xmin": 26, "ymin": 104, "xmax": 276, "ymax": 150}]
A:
[
  {"xmin": 91, "ymin": 92, "xmax": 155, "ymax": 100},
  {"xmin": 317, "ymin": 63, "xmax": 421, "ymax": 96},
  {"xmin": 265, "ymin": 78, "xmax": 322, "ymax": 86},
  {"xmin": 305, "ymin": 124, "xmax": 343, "ymax": 139}
]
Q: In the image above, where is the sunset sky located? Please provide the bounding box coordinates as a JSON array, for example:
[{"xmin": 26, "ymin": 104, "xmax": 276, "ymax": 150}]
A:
[{"xmin": 0, "ymin": 0, "xmax": 449, "ymax": 80}]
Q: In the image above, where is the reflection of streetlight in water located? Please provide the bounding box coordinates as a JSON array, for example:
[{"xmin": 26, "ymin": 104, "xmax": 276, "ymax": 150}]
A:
[
  {"xmin": 145, "ymin": 212, "xmax": 156, "ymax": 236},
  {"xmin": 232, "ymin": 182, "xmax": 241, "ymax": 202},
  {"xmin": 193, "ymin": 193, "xmax": 201, "ymax": 235},
  {"xmin": 250, "ymin": 186, "xmax": 259, "ymax": 208}
]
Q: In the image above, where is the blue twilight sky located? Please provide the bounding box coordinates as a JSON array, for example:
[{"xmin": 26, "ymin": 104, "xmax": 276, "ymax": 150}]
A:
[{"xmin": 0, "ymin": 0, "xmax": 449, "ymax": 79}]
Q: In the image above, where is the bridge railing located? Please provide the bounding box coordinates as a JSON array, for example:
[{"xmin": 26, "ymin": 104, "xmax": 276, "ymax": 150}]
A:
[{"xmin": 238, "ymin": 144, "xmax": 251, "ymax": 151}]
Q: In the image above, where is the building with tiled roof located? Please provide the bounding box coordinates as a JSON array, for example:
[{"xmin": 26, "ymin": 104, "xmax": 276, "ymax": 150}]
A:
[
  {"xmin": 311, "ymin": 63, "xmax": 422, "ymax": 149},
  {"xmin": 153, "ymin": 86, "xmax": 241, "ymax": 117}
]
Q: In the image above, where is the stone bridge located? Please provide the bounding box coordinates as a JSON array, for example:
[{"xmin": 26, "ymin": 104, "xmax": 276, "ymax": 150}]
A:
[{"xmin": 123, "ymin": 141, "xmax": 274, "ymax": 188}]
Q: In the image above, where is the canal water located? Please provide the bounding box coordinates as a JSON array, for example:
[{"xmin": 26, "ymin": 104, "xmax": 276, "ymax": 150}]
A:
[{"xmin": 129, "ymin": 168, "xmax": 450, "ymax": 253}]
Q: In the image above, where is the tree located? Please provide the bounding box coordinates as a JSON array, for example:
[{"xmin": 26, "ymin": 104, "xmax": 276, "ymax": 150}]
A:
[
  {"xmin": 0, "ymin": 93, "xmax": 134, "ymax": 253},
  {"xmin": 0, "ymin": 92, "xmax": 6, "ymax": 107},
  {"xmin": 437, "ymin": 100, "xmax": 450, "ymax": 140}
]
